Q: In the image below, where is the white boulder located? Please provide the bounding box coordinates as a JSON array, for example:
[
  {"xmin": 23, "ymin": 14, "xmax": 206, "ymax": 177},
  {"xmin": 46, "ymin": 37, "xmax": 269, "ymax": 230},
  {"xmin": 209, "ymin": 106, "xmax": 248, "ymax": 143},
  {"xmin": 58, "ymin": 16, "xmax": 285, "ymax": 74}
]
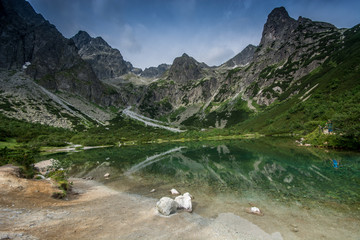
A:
[
  {"xmin": 250, "ymin": 207, "xmax": 260, "ymax": 213},
  {"xmin": 175, "ymin": 192, "xmax": 193, "ymax": 212},
  {"xmin": 156, "ymin": 197, "xmax": 178, "ymax": 216}
]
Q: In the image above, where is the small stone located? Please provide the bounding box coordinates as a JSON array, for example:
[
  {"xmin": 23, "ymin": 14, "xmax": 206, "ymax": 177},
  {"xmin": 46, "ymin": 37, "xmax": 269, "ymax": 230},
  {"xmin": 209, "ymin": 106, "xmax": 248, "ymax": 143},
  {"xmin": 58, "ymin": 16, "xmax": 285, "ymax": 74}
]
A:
[
  {"xmin": 291, "ymin": 227, "xmax": 299, "ymax": 232},
  {"xmin": 150, "ymin": 189, "xmax": 156, "ymax": 193},
  {"xmin": 104, "ymin": 173, "xmax": 110, "ymax": 178}
]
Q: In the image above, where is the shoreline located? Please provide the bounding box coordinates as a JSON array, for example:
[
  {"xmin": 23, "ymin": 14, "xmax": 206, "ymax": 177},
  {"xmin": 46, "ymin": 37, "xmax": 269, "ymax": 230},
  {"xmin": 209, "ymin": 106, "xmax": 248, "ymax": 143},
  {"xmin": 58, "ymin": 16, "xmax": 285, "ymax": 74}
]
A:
[{"xmin": 0, "ymin": 165, "xmax": 282, "ymax": 240}]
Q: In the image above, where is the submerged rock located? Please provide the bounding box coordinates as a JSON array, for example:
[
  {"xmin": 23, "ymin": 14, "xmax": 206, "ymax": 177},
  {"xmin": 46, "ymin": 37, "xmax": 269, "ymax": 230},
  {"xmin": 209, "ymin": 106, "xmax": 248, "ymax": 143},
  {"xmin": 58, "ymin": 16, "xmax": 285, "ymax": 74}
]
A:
[{"xmin": 156, "ymin": 197, "xmax": 178, "ymax": 216}]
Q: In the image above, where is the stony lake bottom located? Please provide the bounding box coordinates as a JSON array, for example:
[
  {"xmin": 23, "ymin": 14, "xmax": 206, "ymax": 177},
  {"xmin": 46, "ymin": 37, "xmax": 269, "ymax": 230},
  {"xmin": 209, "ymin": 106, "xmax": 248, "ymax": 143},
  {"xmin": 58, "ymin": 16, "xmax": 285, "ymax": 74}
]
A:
[{"xmin": 42, "ymin": 137, "xmax": 360, "ymax": 239}]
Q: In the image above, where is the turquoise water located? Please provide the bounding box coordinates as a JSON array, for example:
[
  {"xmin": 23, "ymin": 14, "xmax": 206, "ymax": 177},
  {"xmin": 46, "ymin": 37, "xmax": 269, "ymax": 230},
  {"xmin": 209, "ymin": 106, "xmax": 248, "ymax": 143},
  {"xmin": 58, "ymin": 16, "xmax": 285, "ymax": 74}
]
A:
[
  {"xmin": 45, "ymin": 138, "xmax": 359, "ymax": 211},
  {"xmin": 42, "ymin": 138, "xmax": 360, "ymax": 238}
]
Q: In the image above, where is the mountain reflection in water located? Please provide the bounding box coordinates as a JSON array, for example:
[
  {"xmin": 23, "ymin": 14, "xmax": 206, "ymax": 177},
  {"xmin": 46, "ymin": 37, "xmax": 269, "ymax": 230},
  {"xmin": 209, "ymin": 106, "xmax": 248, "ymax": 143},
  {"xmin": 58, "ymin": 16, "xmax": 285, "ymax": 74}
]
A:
[{"xmin": 48, "ymin": 138, "xmax": 359, "ymax": 209}]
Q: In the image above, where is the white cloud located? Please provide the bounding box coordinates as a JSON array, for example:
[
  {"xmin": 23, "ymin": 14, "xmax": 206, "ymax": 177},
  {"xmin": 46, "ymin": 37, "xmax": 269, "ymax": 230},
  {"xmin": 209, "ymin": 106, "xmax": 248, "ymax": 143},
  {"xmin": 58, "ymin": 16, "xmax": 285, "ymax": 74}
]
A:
[
  {"xmin": 116, "ymin": 24, "xmax": 142, "ymax": 54},
  {"xmin": 202, "ymin": 47, "xmax": 235, "ymax": 66}
]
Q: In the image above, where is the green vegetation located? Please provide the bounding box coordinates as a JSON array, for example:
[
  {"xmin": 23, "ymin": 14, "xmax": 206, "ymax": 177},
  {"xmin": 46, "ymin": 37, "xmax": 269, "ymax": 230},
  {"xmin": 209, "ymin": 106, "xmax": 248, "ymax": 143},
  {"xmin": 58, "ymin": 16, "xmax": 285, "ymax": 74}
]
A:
[
  {"xmin": 0, "ymin": 146, "xmax": 39, "ymax": 178},
  {"xmin": 0, "ymin": 114, "xmax": 72, "ymax": 147},
  {"xmin": 48, "ymin": 169, "xmax": 70, "ymax": 199}
]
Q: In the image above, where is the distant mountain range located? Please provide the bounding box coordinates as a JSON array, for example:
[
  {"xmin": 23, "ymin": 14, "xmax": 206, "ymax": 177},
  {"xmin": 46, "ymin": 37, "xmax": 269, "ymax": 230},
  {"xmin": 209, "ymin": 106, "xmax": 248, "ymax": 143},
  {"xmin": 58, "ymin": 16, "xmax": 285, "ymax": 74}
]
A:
[{"xmin": 1, "ymin": 0, "xmax": 359, "ymax": 146}]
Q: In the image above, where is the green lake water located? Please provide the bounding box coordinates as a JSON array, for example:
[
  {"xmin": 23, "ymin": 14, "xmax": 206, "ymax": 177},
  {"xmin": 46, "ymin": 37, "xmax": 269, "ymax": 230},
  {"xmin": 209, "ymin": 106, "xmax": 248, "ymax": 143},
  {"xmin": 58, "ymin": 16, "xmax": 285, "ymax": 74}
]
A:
[{"xmin": 42, "ymin": 137, "xmax": 360, "ymax": 239}]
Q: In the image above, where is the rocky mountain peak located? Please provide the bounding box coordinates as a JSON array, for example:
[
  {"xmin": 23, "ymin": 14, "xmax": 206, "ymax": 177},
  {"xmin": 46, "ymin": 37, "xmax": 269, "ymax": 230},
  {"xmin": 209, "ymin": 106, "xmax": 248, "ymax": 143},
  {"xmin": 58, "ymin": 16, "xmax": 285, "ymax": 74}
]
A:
[
  {"xmin": 181, "ymin": 53, "xmax": 190, "ymax": 58},
  {"xmin": 71, "ymin": 31, "xmax": 132, "ymax": 80},
  {"xmin": 260, "ymin": 6, "xmax": 297, "ymax": 47},
  {"xmin": 168, "ymin": 53, "xmax": 203, "ymax": 84},
  {"xmin": 72, "ymin": 30, "xmax": 92, "ymax": 49},
  {"xmin": 267, "ymin": 6, "xmax": 291, "ymax": 22}
]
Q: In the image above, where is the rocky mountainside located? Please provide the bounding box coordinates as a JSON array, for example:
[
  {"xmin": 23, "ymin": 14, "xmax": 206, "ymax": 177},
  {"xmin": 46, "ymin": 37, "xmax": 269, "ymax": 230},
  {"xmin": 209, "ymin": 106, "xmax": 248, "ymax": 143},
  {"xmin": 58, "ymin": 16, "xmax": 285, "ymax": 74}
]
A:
[
  {"xmin": 0, "ymin": 0, "xmax": 358, "ymax": 137},
  {"xmin": 72, "ymin": 31, "xmax": 133, "ymax": 80},
  {"xmin": 0, "ymin": 0, "xmax": 119, "ymax": 107},
  {"xmin": 136, "ymin": 6, "xmax": 347, "ymax": 128},
  {"xmin": 137, "ymin": 53, "xmax": 219, "ymax": 119}
]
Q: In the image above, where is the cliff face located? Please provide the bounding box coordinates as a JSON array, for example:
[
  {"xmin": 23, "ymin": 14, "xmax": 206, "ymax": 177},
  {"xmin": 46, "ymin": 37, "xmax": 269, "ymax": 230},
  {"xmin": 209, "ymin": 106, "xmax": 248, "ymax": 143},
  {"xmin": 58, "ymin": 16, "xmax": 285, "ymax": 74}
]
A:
[
  {"xmin": 0, "ymin": 0, "xmax": 121, "ymax": 106},
  {"xmin": 72, "ymin": 31, "xmax": 133, "ymax": 80},
  {"xmin": 0, "ymin": 0, "xmax": 81, "ymax": 75}
]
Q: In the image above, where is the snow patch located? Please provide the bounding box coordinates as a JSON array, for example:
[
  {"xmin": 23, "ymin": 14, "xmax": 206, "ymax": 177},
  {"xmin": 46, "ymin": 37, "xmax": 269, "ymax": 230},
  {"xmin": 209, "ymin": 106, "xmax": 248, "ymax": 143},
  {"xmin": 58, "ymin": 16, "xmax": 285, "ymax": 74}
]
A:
[{"xmin": 22, "ymin": 62, "xmax": 31, "ymax": 69}]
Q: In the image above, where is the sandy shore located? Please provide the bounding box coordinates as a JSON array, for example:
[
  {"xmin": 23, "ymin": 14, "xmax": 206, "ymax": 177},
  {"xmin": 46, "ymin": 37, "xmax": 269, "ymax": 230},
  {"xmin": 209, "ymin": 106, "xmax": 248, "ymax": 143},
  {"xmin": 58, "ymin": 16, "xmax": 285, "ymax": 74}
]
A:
[{"xmin": 0, "ymin": 165, "xmax": 282, "ymax": 240}]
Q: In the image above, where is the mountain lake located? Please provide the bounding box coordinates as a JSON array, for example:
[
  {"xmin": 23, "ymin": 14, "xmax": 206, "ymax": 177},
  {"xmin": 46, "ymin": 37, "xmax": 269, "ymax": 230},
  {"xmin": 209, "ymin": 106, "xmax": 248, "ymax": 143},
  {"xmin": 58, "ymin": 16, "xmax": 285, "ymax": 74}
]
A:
[{"xmin": 39, "ymin": 137, "xmax": 360, "ymax": 239}]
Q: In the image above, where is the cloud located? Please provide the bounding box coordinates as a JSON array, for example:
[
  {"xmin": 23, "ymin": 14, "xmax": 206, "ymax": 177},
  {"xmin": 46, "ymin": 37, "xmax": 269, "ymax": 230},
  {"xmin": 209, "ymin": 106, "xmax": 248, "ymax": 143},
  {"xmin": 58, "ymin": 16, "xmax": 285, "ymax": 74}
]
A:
[
  {"xmin": 203, "ymin": 47, "xmax": 235, "ymax": 66},
  {"xmin": 119, "ymin": 24, "xmax": 142, "ymax": 54}
]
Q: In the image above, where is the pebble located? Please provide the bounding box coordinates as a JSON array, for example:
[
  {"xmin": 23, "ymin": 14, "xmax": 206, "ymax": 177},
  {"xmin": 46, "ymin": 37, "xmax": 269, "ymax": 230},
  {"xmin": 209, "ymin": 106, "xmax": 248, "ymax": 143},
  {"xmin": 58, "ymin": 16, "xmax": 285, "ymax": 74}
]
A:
[{"xmin": 150, "ymin": 189, "xmax": 156, "ymax": 193}]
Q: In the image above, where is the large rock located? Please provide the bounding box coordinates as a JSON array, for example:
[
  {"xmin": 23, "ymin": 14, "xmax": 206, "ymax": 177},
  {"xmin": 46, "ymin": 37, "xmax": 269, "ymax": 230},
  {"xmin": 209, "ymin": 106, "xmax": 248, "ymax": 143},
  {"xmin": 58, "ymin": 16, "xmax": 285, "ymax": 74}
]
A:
[
  {"xmin": 156, "ymin": 197, "xmax": 178, "ymax": 216},
  {"xmin": 174, "ymin": 192, "xmax": 193, "ymax": 212}
]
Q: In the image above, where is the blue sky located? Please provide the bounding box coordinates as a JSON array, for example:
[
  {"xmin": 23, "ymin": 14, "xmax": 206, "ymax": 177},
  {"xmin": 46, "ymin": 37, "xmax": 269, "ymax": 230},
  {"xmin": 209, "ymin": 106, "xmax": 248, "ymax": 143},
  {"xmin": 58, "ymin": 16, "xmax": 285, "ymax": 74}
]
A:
[{"xmin": 28, "ymin": 0, "xmax": 360, "ymax": 69}]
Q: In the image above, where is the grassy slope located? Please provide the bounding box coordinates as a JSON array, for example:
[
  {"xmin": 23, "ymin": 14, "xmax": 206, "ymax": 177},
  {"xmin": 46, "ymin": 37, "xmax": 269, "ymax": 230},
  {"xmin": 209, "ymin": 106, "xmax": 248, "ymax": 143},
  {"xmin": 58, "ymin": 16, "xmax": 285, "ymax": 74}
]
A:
[{"xmin": 235, "ymin": 24, "xmax": 360, "ymax": 149}]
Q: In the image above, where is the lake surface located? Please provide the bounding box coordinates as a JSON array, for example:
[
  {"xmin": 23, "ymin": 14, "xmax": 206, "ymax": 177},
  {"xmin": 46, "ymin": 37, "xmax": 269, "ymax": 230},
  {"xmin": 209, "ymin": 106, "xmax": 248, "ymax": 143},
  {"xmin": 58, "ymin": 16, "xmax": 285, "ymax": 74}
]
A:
[{"xmin": 43, "ymin": 138, "xmax": 360, "ymax": 239}]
